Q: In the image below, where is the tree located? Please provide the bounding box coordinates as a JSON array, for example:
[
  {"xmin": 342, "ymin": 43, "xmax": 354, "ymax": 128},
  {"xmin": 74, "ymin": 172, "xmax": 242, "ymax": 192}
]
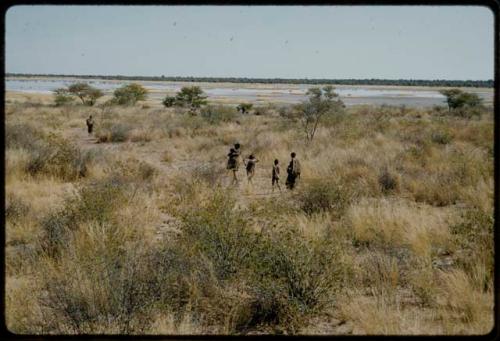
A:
[
  {"xmin": 296, "ymin": 85, "xmax": 344, "ymax": 142},
  {"xmin": 53, "ymin": 88, "xmax": 74, "ymax": 106},
  {"xmin": 440, "ymin": 88, "xmax": 483, "ymax": 111},
  {"xmin": 236, "ymin": 103, "xmax": 253, "ymax": 114},
  {"xmin": 113, "ymin": 83, "xmax": 148, "ymax": 106},
  {"xmin": 173, "ymin": 86, "xmax": 207, "ymax": 113},
  {"xmin": 68, "ymin": 82, "xmax": 103, "ymax": 106}
]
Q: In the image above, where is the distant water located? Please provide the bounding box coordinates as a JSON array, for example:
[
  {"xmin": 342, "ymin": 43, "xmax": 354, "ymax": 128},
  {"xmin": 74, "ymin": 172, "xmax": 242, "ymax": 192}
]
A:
[{"xmin": 3, "ymin": 78, "xmax": 464, "ymax": 107}]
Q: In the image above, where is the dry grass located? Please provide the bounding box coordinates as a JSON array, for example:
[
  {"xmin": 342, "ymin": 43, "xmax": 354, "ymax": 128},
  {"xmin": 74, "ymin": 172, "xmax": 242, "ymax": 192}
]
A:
[{"xmin": 4, "ymin": 92, "xmax": 493, "ymax": 335}]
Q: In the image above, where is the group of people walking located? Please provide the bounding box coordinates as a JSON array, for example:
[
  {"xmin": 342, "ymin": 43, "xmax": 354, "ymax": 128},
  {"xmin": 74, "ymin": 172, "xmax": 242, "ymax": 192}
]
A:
[
  {"xmin": 226, "ymin": 143, "xmax": 301, "ymax": 191},
  {"xmin": 85, "ymin": 116, "xmax": 302, "ymax": 191}
]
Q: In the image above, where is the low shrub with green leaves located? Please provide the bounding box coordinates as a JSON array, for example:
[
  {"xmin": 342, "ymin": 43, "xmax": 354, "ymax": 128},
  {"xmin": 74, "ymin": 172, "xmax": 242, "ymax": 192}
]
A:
[
  {"xmin": 6, "ymin": 122, "xmax": 44, "ymax": 150},
  {"xmin": 40, "ymin": 177, "xmax": 130, "ymax": 257},
  {"xmin": 297, "ymin": 179, "xmax": 352, "ymax": 217},
  {"xmin": 22, "ymin": 134, "xmax": 91, "ymax": 181},
  {"xmin": 175, "ymin": 190, "xmax": 345, "ymax": 333},
  {"xmin": 431, "ymin": 129, "xmax": 453, "ymax": 145},
  {"xmin": 200, "ymin": 105, "xmax": 237, "ymax": 124},
  {"xmin": 96, "ymin": 122, "xmax": 133, "ymax": 143}
]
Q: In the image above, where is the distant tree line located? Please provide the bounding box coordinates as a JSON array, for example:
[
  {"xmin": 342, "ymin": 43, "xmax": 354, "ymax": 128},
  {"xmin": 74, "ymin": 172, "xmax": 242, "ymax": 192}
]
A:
[{"xmin": 7, "ymin": 73, "xmax": 494, "ymax": 88}]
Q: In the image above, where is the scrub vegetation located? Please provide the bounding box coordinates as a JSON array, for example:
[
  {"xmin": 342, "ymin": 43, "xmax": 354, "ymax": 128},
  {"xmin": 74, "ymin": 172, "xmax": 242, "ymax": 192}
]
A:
[{"xmin": 5, "ymin": 87, "xmax": 493, "ymax": 335}]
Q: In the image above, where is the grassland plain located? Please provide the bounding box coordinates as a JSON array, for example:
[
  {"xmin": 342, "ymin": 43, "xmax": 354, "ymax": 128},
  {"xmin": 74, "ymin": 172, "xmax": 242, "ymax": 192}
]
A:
[{"xmin": 5, "ymin": 91, "xmax": 494, "ymax": 335}]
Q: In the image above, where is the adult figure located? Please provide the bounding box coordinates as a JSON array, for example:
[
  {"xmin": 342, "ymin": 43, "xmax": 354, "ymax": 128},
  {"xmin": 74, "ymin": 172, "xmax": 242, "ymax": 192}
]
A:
[
  {"xmin": 86, "ymin": 115, "xmax": 94, "ymax": 135},
  {"xmin": 286, "ymin": 152, "xmax": 301, "ymax": 189}
]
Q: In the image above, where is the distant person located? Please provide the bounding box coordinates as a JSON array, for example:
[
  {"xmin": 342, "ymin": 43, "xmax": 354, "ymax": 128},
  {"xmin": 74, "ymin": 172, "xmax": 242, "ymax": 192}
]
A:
[
  {"xmin": 233, "ymin": 143, "xmax": 241, "ymax": 164},
  {"xmin": 86, "ymin": 115, "xmax": 94, "ymax": 135},
  {"xmin": 227, "ymin": 148, "xmax": 239, "ymax": 184},
  {"xmin": 272, "ymin": 159, "xmax": 282, "ymax": 192},
  {"xmin": 244, "ymin": 154, "xmax": 259, "ymax": 184},
  {"xmin": 286, "ymin": 152, "xmax": 301, "ymax": 190}
]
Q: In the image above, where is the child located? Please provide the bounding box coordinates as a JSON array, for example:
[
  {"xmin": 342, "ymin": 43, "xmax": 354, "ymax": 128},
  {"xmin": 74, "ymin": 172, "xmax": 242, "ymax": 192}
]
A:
[
  {"xmin": 272, "ymin": 159, "xmax": 281, "ymax": 192},
  {"xmin": 244, "ymin": 154, "xmax": 259, "ymax": 184}
]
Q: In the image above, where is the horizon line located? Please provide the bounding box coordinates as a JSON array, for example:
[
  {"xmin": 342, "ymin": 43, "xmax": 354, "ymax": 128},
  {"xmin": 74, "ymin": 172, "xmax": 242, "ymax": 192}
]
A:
[{"xmin": 6, "ymin": 73, "xmax": 493, "ymax": 83}]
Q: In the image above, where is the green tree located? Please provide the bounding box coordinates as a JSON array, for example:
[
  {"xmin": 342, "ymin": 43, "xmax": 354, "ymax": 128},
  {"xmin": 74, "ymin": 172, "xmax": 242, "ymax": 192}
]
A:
[
  {"xmin": 174, "ymin": 86, "xmax": 208, "ymax": 113},
  {"xmin": 296, "ymin": 86, "xmax": 344, "ymax": 142},
  {"xmin": 53, "ymin": 88, "xmax": 75, "ymax": 106},
  {"xmin": 440, "ymin": 89, "xmax": 483, "ymax": 111},
  {"xmin": 68, "ymin": 82, "xmax": 103, "ymax": 106},
  {"xmin": 236, "ymin": 103, "xmax": 253, "ymax": 114},
  {"xmin": 113, "ymin": 83, "xmax": 148, "ymax": 106}
]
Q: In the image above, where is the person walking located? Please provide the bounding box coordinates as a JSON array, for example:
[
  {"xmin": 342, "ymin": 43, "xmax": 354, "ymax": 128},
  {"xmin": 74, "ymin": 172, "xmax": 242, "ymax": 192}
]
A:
[
  {"xmin": 244, "ymin": 154, "xmax": 259, "ymax": 184},
  {"xmin": 227, "ymin": 148, "xmax": 239, "ymax": 185},
  {"xmin": 86, "ymin": 115, "xmax": 94, "ymax": 135},
  {"xmin": 286, "ymin": 152, "xmax": 301, "ymax": 190},
  {"xmin": 272, "ymin": 159, "xmax": 282, "ymax": 192}
]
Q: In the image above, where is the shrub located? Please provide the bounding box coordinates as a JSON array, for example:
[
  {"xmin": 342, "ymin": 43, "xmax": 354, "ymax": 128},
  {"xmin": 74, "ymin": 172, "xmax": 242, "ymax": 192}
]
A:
[
  {"xmin": 5, "ymin": 194, "xmax": 30, "ymax": 224},
  {"xmin": 431, "ymin": 129, "xmax": 453, "ymax": 145},
  {"xmin": 378, "ymin": 168, "xmax": 400, "ymax": 194},
  {"xmin": 113, "ymin": 83, "xmax": 148, "ymax": 106},
  {"xmin": 253, "ymin": 105, "xmax": 271, "ymax": 116},
  {"xmin": 180, "ymin": 191, "xmax": 255, "ymax": 281},
  {"xmin": 242, "ymin": 227, "xmax": 343, "ymax": 333},
  {"xmin": 191, "ymin": 163, "xmax": 224, "ymax": 187},
  {"xmin": 40, "ymin": 178, "xmax": 129, "ymax": 257},
  {"xmin": 162, "ymin": 96, "xmax": 177, "ymax": 107},
  {"xmin": 163, "ymin": 86, "xmax": 207, "ymax": 114},
  {"xmin": 297, "ymin": 179, "xmax": 351, "ymax": 217},
  {"xmin": 200, "ymin": 105, "xmax": 237, "ymax": 124},
  {"xmin": 25, "ymin": 134, "xmax": 91, "ymax": 181},
  {"xmin": 6, "ymin": 122, "xmax": 44, "ymax": 150},
  {"xmin": 97, "ymin": 123, "xmax": 132, "ymax": 143},
  {"xmin": 53, "ymin": 88, "xmax": 75, "ymax": 106},
  {"xmin": 278, "ymin": 105, "xmax": 299, "ymax": 120},
  {"xmin": 236, "ymin": 103, "xmax": 253, "ymax": 114},
  {"xmin": 39, "ymin": 226, "xmax": 160, "ymax": 333},
  {"xmin": 177, "ymin": 191, "xmax": 344, "ymax": 333},
  {"xmin": 450, "ymin": 208, "xmax": 493, "ymax": 291}
]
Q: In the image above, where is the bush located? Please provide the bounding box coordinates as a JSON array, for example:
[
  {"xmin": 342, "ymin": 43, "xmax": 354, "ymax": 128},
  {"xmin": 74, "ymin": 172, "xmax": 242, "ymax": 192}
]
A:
[
  {"xmin": 297, "ymin": 179, "xmax": 351, "ymax": 217},
  {"xmin": 450, "ymin": 208, "xmax": 493, "ymax": 291},
  {"xmin": 5, "ymin": 194, "xmax": 30, "ymax": 224},
  {"xmin": 40, "ymin": 177, "xmax": 129, "ymax": 258},
  {"xmin": 241, "ymin": 227, "xmax": 343, "ymax": 333},
  {"xmin": 177, "ymin": 190, "xmax": 344, "ymax": 333},
  {"xmin": 236, "ymin": 103, "xmax": 253, "ymax": 114},
  {"xmin": 162, "ymin": 96, "xmax": 176, "ymax": 107},
  {"xmin": 97, "ymin": 123, "xmax": 133, "ymax": 143},
  {"xmin": 25, "ymin": 134, "xmax": 91, "ymax": 181},
  {"xmin": 180, "ymin": 191, "xmax": 255, "ymax": 281},
  {"xmin": 431, "ymin": 129, "xmax": 453, "ymax": 145},
  {"xmin": 191, "ymin": 163, "xmax": 224, "ymax": 187},
  {"xmin": 113, "ymin": 83, "xmax": 148, "ymax": 106},
  {"xmin": 6, "ymin": 123, "xmax": 44, "ymax": 150},
  {"xmin": 378, "ymin": 169, "xmax": 400, "ymax": 194},
  {"xmin": 200, "ymin": 105, "xmax": 237, "ymax": 124},
  {"xmin": 163, "ymin": 86, "xmax": 207, "ymax": 113},
  {"xmin": 53, "ymin": 88, "xmax": 75, "ymax": 106},
  {"xmin": 39, "ymin": 225, "xmax": 162, "ymax": 333}
]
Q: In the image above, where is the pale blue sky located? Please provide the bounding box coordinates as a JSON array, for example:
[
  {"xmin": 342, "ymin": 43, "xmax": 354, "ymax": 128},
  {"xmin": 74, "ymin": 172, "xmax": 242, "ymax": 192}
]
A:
[{"xmin": 5, "ymin": 5, "xmax": 494, "ymax": 79}]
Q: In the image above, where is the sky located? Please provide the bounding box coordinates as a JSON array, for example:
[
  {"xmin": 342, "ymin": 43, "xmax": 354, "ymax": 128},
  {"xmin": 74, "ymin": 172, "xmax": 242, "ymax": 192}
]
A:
[{"xmin": 5, "ymin": 5, "xmax": 494, "ymax": 80}]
